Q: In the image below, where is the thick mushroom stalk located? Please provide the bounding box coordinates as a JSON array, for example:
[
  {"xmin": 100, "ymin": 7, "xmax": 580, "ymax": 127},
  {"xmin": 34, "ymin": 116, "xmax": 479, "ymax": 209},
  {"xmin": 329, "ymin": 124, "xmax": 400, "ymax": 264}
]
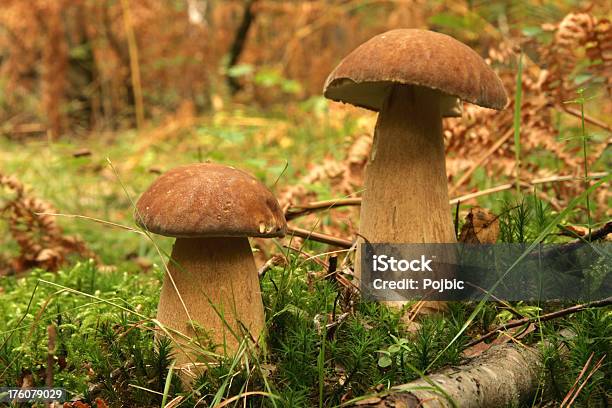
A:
[
  {"xmin": 157, "ymin": 237, "xmax": 264, "ymax": 359},
  {"xmin": 356, "ymin": 86, "xmax": 455, "ymax": 312},
  {"xmin": 359, "ymin": 86, "xmax": 454, "ymax": 245}
]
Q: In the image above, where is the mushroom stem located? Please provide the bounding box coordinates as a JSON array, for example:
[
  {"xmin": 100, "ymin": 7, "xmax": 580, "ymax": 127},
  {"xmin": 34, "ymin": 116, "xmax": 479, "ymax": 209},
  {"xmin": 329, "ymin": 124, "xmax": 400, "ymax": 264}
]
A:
[
  {"xmin": 157, "ymin": 236, "xmax": 265, "ymax": 363},
  {"xmin": 356, "ymin": 85, "xmax": 456, "ymax": 310}
]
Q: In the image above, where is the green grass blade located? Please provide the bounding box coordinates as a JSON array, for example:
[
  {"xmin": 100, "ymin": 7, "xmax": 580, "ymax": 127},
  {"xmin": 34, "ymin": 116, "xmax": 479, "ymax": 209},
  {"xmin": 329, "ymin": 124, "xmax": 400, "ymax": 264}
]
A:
[
  {"xmin": 160, "ymin": 361, "xmax": 175, "ymax": 408},
  {"xmin": 513, "ymin": 52, "xmax": 524, "ymax": 194}
]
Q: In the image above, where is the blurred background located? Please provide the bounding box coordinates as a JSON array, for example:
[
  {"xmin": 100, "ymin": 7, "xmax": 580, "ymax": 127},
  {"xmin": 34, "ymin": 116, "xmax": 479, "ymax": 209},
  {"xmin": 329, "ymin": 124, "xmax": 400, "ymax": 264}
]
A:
[{"xmin": 0, "ymin": 0, "xmax": 608, "ymax": 136}]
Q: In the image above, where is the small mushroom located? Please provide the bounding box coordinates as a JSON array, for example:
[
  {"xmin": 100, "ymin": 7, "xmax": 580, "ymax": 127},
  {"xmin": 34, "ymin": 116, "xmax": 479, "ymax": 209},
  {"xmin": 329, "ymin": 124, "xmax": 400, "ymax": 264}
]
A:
[
  {"xmin": 323, "ymin": 29, "xmax": 507, "ymax": 311},
  {"xmin": 135, "ymin": 163, "xmax": 286, "ymax": 362}
]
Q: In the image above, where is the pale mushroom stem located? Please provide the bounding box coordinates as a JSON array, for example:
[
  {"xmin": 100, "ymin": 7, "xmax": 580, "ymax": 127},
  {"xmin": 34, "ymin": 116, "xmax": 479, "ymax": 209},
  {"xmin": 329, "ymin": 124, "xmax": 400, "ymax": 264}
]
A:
[
  {"xmin": 357, "ymin": 85, "xmax": 457, "ymax": 313},
  {"xmin": 156, "ymin": 236, "xmax": 265, "ymax": 364}
]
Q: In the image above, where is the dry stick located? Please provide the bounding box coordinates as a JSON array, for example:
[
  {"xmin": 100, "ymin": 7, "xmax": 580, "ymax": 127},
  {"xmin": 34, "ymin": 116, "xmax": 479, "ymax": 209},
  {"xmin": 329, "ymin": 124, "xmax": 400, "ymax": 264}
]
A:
[
  {"xmin": 284, "ymin": 174, "xmax": 608, "ymax": 247},
  {"xmin": 285, "ymin": 172, "xmax": 609, "ymax": 221},
  {"xmin": 257, "ymin": 255, "xmax": 286, "ymax": 278},
  {"xmin": 285, "ymin": 198, "xmax": 361, "ymax": 220},
  {"xmin": 562, "ymin": 354, "xmax": 606, "ymax": 408},
  {"xmin": 283, "ymin": 245, "xmax": 329, "ymax": 269},
  {"xmin": 465, "ymin": 296, "xmax": 612, "ymax": 348},
  {"xmin": 286, "ymin": 226, "xmax": 352, "ymax": 248},
  {"xmin": 44, "ymin": 324, "xmax": 57, "ymax": 407},
  {"xmin": 561, "ymin": 352, "xmax": 595, "ymax": 408},
  {"xmin": 562, "ymin": 105, "xmax": 612, "ymax": 133},
  {"xmin": 525, "ymin": 220, "xmax": 611, "ymax": 260},
  {"xmin": 449, "ymin": 127, "xmax": 514, "ymax": 196}
]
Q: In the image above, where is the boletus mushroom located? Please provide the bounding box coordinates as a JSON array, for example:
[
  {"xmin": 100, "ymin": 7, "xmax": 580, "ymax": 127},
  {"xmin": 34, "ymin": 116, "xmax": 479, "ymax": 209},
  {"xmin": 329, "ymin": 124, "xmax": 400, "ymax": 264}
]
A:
[
  {"xmin": 135, "ymin": 163, "xmax": 286, "ymax": 363},
  {"xmin": 323, "ymin": 29, "xmax": 507, "ymax": 313}
]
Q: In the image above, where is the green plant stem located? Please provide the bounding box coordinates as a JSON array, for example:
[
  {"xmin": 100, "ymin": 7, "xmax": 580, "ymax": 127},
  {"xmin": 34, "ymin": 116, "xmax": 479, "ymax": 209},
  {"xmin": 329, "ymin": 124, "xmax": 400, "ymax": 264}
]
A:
[
  {"xmin": 579, "ymin": 96, "xmax": 592, "ymax": 239},
  {"xmin": 513, "ymin": 52, "xmax": 524, "ymax": 195}
]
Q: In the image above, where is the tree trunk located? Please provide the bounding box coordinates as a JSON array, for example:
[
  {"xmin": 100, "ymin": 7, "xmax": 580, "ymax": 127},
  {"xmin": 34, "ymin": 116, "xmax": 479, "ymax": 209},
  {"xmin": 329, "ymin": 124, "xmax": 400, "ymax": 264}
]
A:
[{"xmin": 227, "ymin": 0, "xmax": 259, "ymax": 94}]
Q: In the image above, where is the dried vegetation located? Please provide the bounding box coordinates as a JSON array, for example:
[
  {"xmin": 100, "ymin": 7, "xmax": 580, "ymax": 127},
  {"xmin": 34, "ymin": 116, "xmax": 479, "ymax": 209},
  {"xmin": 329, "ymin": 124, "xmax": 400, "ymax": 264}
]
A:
[{"xmin": 0, "ymin": 172, "xmax": 94, "ymax": 274}]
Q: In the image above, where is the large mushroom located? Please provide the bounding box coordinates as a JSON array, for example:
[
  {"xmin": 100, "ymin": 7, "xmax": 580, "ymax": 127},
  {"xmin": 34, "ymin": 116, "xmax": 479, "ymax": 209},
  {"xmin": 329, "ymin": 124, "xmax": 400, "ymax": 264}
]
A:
[
  {"xmin": 323, "ymin": 29, "xmax": 507, "ymax": 312},
  {"xmin": 135, "ymin": 163, "xmax": 286, "ymax": 363}
]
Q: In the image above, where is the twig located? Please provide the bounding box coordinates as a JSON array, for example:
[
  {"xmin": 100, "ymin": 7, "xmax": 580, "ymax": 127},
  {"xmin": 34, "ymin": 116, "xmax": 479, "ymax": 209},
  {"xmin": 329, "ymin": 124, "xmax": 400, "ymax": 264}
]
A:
[
  {"xmin": 561, "ymin": 352, "xmax": 594, "ymax": 408},
  {"xmin": 285, "ymin": 172, "xmax": 609, "ymax": 219},
  {"xmin": 285, "ymin": 198, "xmax": 361, "ymax": 220},
  {"xmin": 465, "ymin": 296, "xmax": 612, "ymax": 348},
  {"xmin": 257, "ymin": 255, "xmax": 286, "ymax": 278},
  {"xmin": 287, "ymin": 226, "xmax": 352, "ymax": 248},
  {"xmin": 282, "ymin": 245, "xmax": 329, "ymax": 269},
  {"xmin": 562, "ymin": 353, "xmax": 606, "ymax": 408},
  {"xmin": 450, "ymin": 183, "xmax": 514, "ymax": 204},
  {"xmin": 530, "ymin": 172, "xmax": 608, "ymax": 184},
  {"xmin": 72, "ymin": 148, "xmax": 92, "ymax": 158},
  {"xmin": 283, "ymin": 175, "xmax": 608, "ymax": 250},
  {"xmin": 327, "ymin": 256, "xmax": 338, "ymax": 279},
  {"xmin": 566, "ymin": 220, "xmax": 611, "ymax": 242},
  {"xmin": 449, "ymin": 127, "xmax": 514, "ymax": 195},
  {"xmin": 562, "ymin": 105, "xmax": 612, "ymax": 133},
  {"xmin": 525, "ymin": 221, "xmax": 611, "ymax": 260}
]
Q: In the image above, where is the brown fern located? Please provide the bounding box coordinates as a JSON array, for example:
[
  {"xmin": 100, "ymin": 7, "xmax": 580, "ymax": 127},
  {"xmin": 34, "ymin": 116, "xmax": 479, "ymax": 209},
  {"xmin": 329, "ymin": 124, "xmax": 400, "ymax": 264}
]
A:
[{"xmin": 1, "ymin": 171, "xmax": 95, "ymax": 274}]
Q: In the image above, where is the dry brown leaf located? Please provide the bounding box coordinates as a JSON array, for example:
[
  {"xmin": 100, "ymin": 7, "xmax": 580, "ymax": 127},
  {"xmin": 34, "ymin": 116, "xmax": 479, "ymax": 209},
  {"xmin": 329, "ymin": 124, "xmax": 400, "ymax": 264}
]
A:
[
  {"xmin": 94, "ymin": 398, "xmax": 109, "ymax": 408},
  {"xmin": 1, "ymin": 170, "xmax": 96, "ymax": 273},
  {"xmin": 459, "ymin": 207, "xmax": 500, "ymax": 244}
]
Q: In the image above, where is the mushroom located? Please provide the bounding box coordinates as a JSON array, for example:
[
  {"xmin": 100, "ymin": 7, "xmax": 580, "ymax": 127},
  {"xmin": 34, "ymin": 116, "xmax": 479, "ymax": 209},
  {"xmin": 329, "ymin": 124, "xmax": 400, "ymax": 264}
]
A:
[
  {"xmin": 135, "ymin": 163, "xmax": 286, "ymax": 362},
  {"xmin": 323, "ymin": 29, "xmax": 507, "ymax": 312}
]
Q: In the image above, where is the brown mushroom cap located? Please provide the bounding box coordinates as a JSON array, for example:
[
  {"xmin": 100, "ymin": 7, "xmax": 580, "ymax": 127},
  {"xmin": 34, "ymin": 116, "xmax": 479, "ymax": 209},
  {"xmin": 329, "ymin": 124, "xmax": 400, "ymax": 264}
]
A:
[
  {"xmin": 323, "ymin": 29, "xmax": 508, "ymax": 111},
  {"xmin": 135, "ymin": 163, "xmax": 287, "ymax": 238}
]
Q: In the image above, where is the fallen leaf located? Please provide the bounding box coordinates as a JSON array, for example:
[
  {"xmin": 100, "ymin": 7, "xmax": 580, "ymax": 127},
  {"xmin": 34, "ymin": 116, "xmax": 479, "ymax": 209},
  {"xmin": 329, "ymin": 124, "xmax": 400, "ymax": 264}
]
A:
[
  {"xmin": 459, "ymin": 207, "xmax": 500, "ymax": 244},
  {"xmin": 94, "ymin": 398, "xmax": 109, "ymax": 408}
]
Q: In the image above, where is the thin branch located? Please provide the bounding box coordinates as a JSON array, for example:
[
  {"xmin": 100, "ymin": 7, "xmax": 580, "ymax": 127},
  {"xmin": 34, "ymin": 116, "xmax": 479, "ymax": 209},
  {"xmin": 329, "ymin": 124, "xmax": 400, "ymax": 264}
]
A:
[
  {"xmin": 562, "ymin": 354, "xmax": 606, "ymax": 408},
  {"xmin": 449, "ymin": 127, "xmax": 514, "ymax": 196},
  {"xmin": 282, "ymin": 245, "xmax": 330, "ymax": 269},
  {"xmin": 465, "ymin": 296, "xmax": 612, "ymax": 348},
  {"xmin": 284, "ymin": 172, "xmax": 609, "ymax": 220},
  {"xmin": 257, "ymin": 254, "xmax": 286, "ymax": 278},
  {"xmin": 285, "ymin": 198, "xmax": 361, "ymax": 220},
  {"xmin": 525, "ymin": 221, "xmax": 611, "ymax": 260},
  {"xmin": 573, "ymin": 221, "xmax": 611, "ymax": 241},
  {"xmin": 562, "ymin": 105, "xmax": 612, "ymax": 133},
  {"xmin": 287, "ymin": 226, "xmax": 352, "ymax": 248}
]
